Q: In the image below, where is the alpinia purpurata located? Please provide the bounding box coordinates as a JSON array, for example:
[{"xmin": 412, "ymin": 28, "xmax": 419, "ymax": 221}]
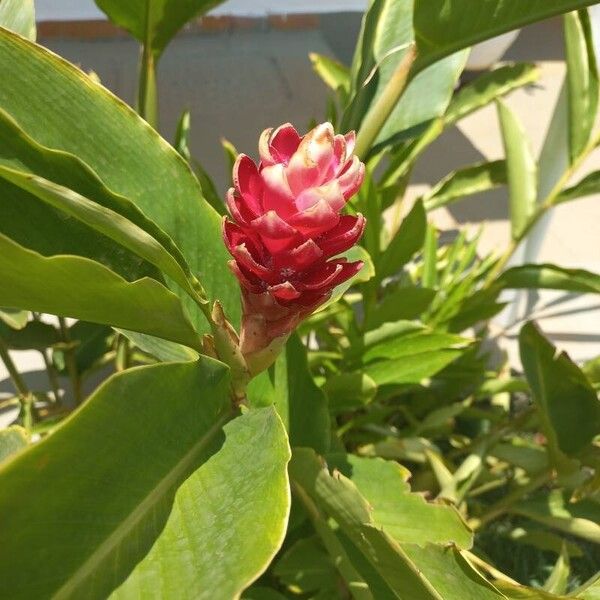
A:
[{"xmin": 223, "ymin": 121, "xmax": 366, "ymax": 373}]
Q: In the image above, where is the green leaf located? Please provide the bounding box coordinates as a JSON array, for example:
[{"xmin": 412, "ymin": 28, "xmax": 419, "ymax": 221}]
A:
[
  {"xmin": 248, "ymin": 334, "xmax": 330, "ymax": 454},
  {"xmin": 423, "ymin": 161, "xmax": 507, "ymax": 211},
  {"xmin": 556, "ymin": 169, "xmax": 600, "ymax": 204},
  {"xmin": 511, "ymin": 490, "xmax": 600, "ymax": 544},
  {"xmin": 117, "ymin": 329, "xmax": 199, "ymax": 363},
  {"xmin": 575, "ymin": 572, "xmax": 600, "ymax": 599},
  {"xmin": 422, "ymin": 223, "xmax": 438, "ymax": 288},
  {"xmin": 496, "ymin": 99, "xmax": 537, "ymax": 239},
  {"xmin": 378, "ymin": 200, "xmax": 426, "ymax": 281},
  {"xmin": 0, "ymin": 0, "xmax": 35, "ymax": 40},
  {"xmin": 0, "ymin": 29, "xmax": 239, "ymax": 333},
  {"xmin": 519, "ymin": 322, "xmax": 600, "ymax": 463},
  {"xmin": 0, "ymin": 359, "xmax": 236, "ymax": 599},
  {"xmin": 0, "ymin": 308, "xmax": 28, "ymax": 329},
  {"xmin": 273, "ymin": 537, "xmax": 338, "ymax": 596},
  {"xmin": 444, "ymin": 63, "xmax": 540, "ymax": 125},
  {"xmin": 323, "ymin": 372, "xmax": 378, "ymax": 412},
  {"xmin": 500, "ymin": 263, "xmax": 600, "ymax": 294},
  {"xmin": 94, "ymin": 0, "xmax": 224, "ymax": 58},
  {"xmin": 496, "ymin": 583, "xmax": 568, "ymax": 599},
  {"xmin": 510, "ymin": 527, "xmax": 583, "ymax": 557},
  {"xmin": 364, "ymin": 349, "xmax": 466, "ymax": 387},
  {"xmin": 290, "ymin": 448, "xmax": 505, "ymax": 600},
  {"xmin": 0, "ymin": 169, "xmax": 157, "ymax": 284},
  {"xmin": 329, "ymin": 454, "xmax": 473, "ymax": 549},
  {"xmin": 543, "ymin": 543, "xmax": 570, "ymax": 595},
  {"xmin": 0, "ymin": 320, "xmax": 60, "ymax": 350},
  {"xmin": 0, "ymin": 233, "xmax": 203, "ymax": 351},
  {"xmin": 490, "ymin": 440, "xmax": 548, "ymax": 474},
  {"xmin": 413, "ymin": 0, "xmax": 600, "ymax": 71},
  {"xmin": 0, "ymin": 425, "xmax": 28, "ymax": 463},
  {"xmin": 363, "ymin": 328, "xmax": 470, "ymax": 364},
  {"xmin": 242, "ymin": 588, "xmax": 289, "ymax": 600},
  {"xmin": 0, "ymin": 107, "xmax": 198, "ymax": 289},
  {"xmin": 366, "ymin": 286, "xmax": 436, "ymax": 329},
  {"xmin": 357, "ymin": 169, "xmax": 382, "ymax": 266},
  {"xmin": 376, "ymin": 63, "xmax": 539, "ymax": 193},
  {"xmin": 113, "ymin": 407, "xmax": 291, "ymax": 600},
  {"xmin": 57, "ymin": 321, "xmax": 113, "ymax": 376},
  {"xmin": 309, "ymin": 52, "xmax": 350, "ymax": 94},
  {"xmin": 0, "ymin": 166, "xmax": 201, "ymax": 303},
  {"xmin": 564, "ymin": 9, "xmax": 599, "ymax": 162},
  {"xmin": 344, "ymin": 0, "xmax": 467, "ymax": 147}
]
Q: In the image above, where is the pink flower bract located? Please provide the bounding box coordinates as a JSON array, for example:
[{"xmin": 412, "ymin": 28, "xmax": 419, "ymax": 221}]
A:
[{"xmin": 223, "ymin": 122, "xmax": 366, "ymax": 367}]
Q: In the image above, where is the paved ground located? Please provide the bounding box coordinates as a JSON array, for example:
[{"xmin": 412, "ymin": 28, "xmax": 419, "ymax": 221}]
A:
[{"xmin": 1, "ymin": 16, "xmax": 599, "ymax": 405}]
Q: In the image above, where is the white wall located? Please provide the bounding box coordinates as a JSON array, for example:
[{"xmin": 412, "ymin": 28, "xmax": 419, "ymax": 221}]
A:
[{"xmin": 35, "ymin": 0, "xmax": 366, "ymax": 21}]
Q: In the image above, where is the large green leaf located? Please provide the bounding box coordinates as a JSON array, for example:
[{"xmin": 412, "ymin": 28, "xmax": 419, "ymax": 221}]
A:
[
  {"xmin": 519, "ymin": 322, "xmax": 600, "ymax": 463},
  {"xmin": 328, "ymin": 454, "xmax": 472, "ymax": 549},
  {"xmin": 564, "ymin": 9, "xmax": 599, "ymax": 162},
  {"xmin": 413, "ymin": 0, "xmax": 600, "ymax": 70},
  {"xmin": 0, "ymin": 233, "xmax": 203, "ymax": 351},
  {"xmin": 500, "ymin": 264, "xmax": 600, "ymax": 294},
  {"xmin": 0, "ymin": 174, "xmax": 157, "ymax": 282},
  {"xmin": 94, "ymin": 0, "xmax": 224, "ymax": 58},
  {"xmin": 0, "ymin": 108, "xmax": 197, "ymax": 292},
  {"xmin": 248, "ymin": 334, "xmax": 330, "ymax": 454},
  {"xmin": 0, "ymin": 28, "xmax": 239, "ymax": 332},
  {"xmin": 496, "ymin": 100, "xmax": 537, "ymax": 239},
  {"xmin": 0, "ymin": 0, "xmax": 35, "ymax": 40},
  {"xmin": 0, "ymin": 425, "xmax": 28, "ymax": 464},
  {"xmin": 343, "ymin": 0, "xmax": 467, "ymax": 147},
  {"xmin": 0, "ymin": 359, "xmax": 235, "ymax": 599},
  {"xmin": 365, "ymin": 286, "xmax": 436, "ymax": 329},
  {"xmin": 113, "ymin": 406, "xmax": 291, "ymax": 600},
  {"xmin": 290, "ymin": 448, "xmax": 505, "ymax": 600},
  {"xmin": 0, "ymin": 167, "xmax": 201, "ymax": 302}
]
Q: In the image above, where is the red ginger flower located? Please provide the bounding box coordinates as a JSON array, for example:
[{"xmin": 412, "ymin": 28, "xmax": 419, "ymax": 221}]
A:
[{"xmin": 223, "ymin": 122, "xmax": 366, "ymax": 373}]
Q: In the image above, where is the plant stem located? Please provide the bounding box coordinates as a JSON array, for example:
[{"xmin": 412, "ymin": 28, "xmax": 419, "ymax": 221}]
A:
[
  {"xmin": 0, "ymin": 335, "xmax": 35, "ymax": 429},
  {"xmin": 354, "ymin": 44, "xmax": 417, "ymax": 160},
  {"xmin": 0, "ymin": 335, "xmax": 30, "ymax": 400},
  {"xmin": 32, "ymin": 313, "xmax": 62, "ymax": 403},
  {"xmin": 138, "ymin": 46, "xmax": 158, "ymax": 128},
  {"xmin": 115, "ymin": 334, "xmax": 131, "ymax": 372},
  {"xmin": 137, "ymin": 2, "xmax": 158, "ymax": 128},
  {"xmin": 468, "ymin": 469, "xmax": 552, "ymax": 531},
  {"xmin": 58, "ymin": 317, "xmax": 83, "ymax": 406},
  {"xmin": 41, "ymin": 349, "xmax": 62, "ymax": 403}
]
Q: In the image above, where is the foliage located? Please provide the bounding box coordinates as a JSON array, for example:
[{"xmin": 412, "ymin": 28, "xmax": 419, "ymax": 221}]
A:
[{"xmin": 0, "ymin": 0, "xmax": 599, "ymax": 598}]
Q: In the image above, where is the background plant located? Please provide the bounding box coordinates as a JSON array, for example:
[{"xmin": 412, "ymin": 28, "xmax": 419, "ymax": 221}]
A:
[{"xmin": 0, "ymin": 0, "xmax": 600, "ymax": 598}]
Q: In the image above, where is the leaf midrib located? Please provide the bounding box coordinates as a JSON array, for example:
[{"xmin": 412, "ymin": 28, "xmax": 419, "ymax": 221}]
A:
[{"xmin": 52, "ymin": 408, "xmax": 234, "ymax": 600}]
